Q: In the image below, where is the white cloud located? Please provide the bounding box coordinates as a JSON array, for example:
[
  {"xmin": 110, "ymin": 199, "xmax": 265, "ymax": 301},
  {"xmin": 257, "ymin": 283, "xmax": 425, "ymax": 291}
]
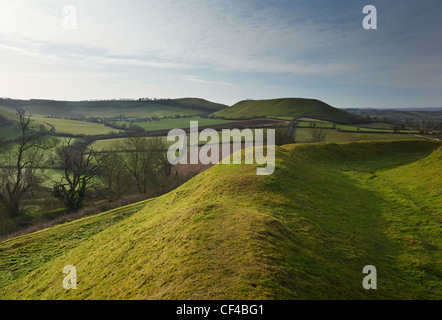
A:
[
  {"xmin": 0, "ymin": 0, "xmax": 440, "ymax": 107},
  {"xmin": 0, "ymin": 0, "xmax": 355, "ymax": 75}
]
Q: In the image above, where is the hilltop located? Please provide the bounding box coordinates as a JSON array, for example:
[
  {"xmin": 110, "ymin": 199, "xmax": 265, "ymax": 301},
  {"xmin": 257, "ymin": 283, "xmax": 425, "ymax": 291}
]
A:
[
  {"xmin": 0, "ymin": 97, "xmax": 227, "ymax": 119},
  {"xmin": 0, "ymin": 139, "xmax": 440, "ymax": 300},
  {"xmin": 212, "ymin": 98, "xmax": 367, "ymax": 124}
]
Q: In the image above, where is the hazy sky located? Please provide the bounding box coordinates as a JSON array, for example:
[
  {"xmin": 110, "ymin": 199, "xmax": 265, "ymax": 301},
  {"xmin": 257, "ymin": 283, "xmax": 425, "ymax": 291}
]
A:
[{"xmin": 0, "ymin": 0, "xmax": 441, "ymax": 108}]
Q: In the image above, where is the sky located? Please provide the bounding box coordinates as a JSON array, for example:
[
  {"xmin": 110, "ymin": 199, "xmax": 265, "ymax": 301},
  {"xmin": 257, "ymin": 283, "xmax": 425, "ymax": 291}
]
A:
[{"xmin": 0, "ymin": 0, "xmax": 441, "ymax": 108}]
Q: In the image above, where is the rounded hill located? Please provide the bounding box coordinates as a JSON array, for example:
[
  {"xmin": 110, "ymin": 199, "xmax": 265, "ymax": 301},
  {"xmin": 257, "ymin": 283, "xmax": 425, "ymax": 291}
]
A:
[{"xmin": 212, "ymin": 98, "xmax": 367, "ymax": 124}]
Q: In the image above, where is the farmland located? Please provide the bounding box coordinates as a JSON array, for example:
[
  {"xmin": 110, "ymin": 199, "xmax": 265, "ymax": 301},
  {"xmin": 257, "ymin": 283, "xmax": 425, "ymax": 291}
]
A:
[{"xmin": 33, "ymin": 117, "xmax": 123, "ymax": 135}]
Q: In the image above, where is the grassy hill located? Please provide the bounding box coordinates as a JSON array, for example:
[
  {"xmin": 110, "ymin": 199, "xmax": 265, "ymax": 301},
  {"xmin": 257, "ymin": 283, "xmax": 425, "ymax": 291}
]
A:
[
  {"xmin": 212, "ymin": 98, "xmax": 367, "ymax": 124},
  {"xmin": 0, "ymin": 140, "xmax": 440, "ymax": 299},
  {"xmin": 0, "ymin": 98, "xmax": 227, "ymax": 119}
]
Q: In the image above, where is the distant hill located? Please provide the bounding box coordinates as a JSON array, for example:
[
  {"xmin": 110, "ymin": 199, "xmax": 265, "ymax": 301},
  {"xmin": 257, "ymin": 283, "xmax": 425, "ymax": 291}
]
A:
[
  {"xmin": 212, "ymin": 98, "xmax": 367, "ymax": 124},
  {"xmin": 172, "ymin": 98, "xmax": 228, "ymax": 112},
  {"xmin": 0, "ymin": 97, "xmax": 227, "ymax": 119},
  {"xmin": 0, "ymin": 140, "xmax": 440, "ymax": 299}
]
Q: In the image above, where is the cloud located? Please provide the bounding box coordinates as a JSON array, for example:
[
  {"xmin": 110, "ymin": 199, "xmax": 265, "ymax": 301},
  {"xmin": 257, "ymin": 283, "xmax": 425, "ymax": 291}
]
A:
[
  {"xmin": 179, "ymin": 75, "xmax": 231, "ymax": 86},
  {"xmin": 0, "ymin": 0, "xmax": 440, "ymax": 106},
  {"xmin": 0, "ymin": 0, "xmax": 356, "ymax": 75}
]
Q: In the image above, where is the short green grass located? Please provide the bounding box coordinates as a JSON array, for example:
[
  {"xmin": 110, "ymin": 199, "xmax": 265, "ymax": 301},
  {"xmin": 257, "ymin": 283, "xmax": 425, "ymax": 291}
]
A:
[
  {"xmin": 0, "ymin": 201, "xmax": 149, "ymax": 290},
  {"xmin": 296, "ymin": 121, "xmax": 394, "ymax": 132},
  {"xmin": 0, "ymin": 124, "xmax": 21, "ymax": 140},
  {"xmin": 32, "ymin": 117, "xmax": 123, "ymax": 135},
  {"xmin": 0, "ymin": 140, "xmax": 440, "ymax": 299},
  {"xmin": 294, "ymin": 127, "xmax": 423, "ymax": 143}
]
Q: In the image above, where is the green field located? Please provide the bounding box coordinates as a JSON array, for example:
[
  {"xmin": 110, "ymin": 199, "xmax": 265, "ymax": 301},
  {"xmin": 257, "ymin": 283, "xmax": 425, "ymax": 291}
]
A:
[
  {"xmin": 294, "ymin": 128, "xmax": 423, "ymax": 143},
  {"xmin": 32, "ymin": 117, "xmax": 123, "ymax": 135},
  {"xmin": 0, "ymin": 140, "xmax": 440, "ymax": 299},
  {"xmin": 89, "ymin": 136, "xmax": 171, "ymax": 151},
  {"xmin": 296, "ymin": 121, "xmax": 393, "ymax": 132},
  {"xmin": 353, "ymin": 122, "xmax": 396, "ymax": 130},
  {"xmin": 0, "ymin": 124, "xmax": 20, "ymax": 140},
  {"xmin": 213, "ymin": 98, "xmax": 367, "ymax": 124}
]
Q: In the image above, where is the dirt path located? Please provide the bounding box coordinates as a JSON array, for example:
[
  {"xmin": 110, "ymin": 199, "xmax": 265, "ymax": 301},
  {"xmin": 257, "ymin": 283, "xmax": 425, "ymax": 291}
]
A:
[{"xmin": 414, "ymin": 134, "xmax": 441, "ymax": 141}]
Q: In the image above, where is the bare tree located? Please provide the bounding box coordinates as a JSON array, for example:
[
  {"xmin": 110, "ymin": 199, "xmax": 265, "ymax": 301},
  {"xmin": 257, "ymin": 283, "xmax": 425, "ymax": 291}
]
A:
[
  {"xmin": 52, "ymin": 139, "xmax": 104, "ymax": 212},
  {"xmin": 100, "ymin": 149, "xmax": 134, "ymax": 198},
  {"xmin": 0, "ymin": 110, "xmax": 54, "ymax": 217},
  {"xmin": 275, "ymin": 126, "xmax": 295, "ymax": 146},
  {"xmin": 114, "ymin": 135, "xmax": 171, "ymax": 194},
  {"xmin": 308, "ymin": 124, "xmax": 328, "ymax": 143}
]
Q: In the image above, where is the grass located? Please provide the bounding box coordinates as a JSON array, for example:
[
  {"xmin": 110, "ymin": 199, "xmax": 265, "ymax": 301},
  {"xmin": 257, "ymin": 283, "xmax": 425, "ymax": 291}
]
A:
[
  {"xmin": 0, "ymin": 124, "xmax": 21, "ymax": 140},
  {"xmin": 0, "ymin": 139, "xmax": 440, "ymax": 300},
  {"xmin": 89, "ymin": 136, "xmax": 172, "ymax": 151},
  {"xmin": 296, "ymin": 121, "xmax": 394, "ymax": 132},
  {"xmin": 212, "ymin": 98, "xmax": 367, "ymax": 124},
  {"xmin": 294, "ymin": 128, "xmax": 424, "ymax": 143},
  {"xmin": 32, "ymin": 117, "xmax": 123, "ymax": 135},
  {"xmin": 355, "ymin": 122, "xmax": 396, "ymax": 130},
  {"xmin": 0, "ymin": 200, "xmax": 149, "ymax": 290}
]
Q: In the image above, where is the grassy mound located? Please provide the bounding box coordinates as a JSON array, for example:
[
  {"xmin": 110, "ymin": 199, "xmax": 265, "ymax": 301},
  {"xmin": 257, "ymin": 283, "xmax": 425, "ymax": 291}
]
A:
[
  {"xmin": 212, "ymin": 98, "xmax": 367, "ymax": 123},
  {"xmin": 0, "ymin": 140, "xmax": 440, "ymax": 299}
]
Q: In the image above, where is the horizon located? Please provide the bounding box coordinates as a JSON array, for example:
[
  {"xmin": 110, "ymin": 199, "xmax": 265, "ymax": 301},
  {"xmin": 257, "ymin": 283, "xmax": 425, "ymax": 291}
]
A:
[
  {"xmin": 1, "ymin": 0, "xmax": 441, "ymax": 109},
  {"xmin": 1, "ymin": 96, "xmax": 441, "ymax": 111}
]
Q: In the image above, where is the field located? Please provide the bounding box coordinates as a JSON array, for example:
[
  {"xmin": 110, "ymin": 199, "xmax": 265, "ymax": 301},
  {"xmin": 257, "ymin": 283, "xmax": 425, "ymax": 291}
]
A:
[
  {"xmin": 32, "ymin": 117, "xmax": 123, "ymax": 135},
  {"xmin": 89, "ymin": 137, "xmax": 170, "ymax": 151},
  {"xmin": 296, "ymin": 121, "xmax": 395, "ymax": 132},
  {"xmin": 294, "ymin": 128, "xmax": 424, "ymax": 143},
  {"xmin": 0, "ymin": 140, "xmax": 440, "ymax": 299},
  {"xmin": 0, "ymin": 124, "xmax": 21, "ymax": 141}
]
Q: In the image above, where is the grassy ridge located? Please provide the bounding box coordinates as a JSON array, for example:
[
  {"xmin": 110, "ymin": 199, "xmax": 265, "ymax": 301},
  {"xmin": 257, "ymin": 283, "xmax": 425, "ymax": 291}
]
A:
[
  {"xmin": 213, "ymin": 98, "xmax": 367, "ymax": 123},
  {"xmin": 0, "ymin": 140, "xmax": 440, "ymax": 299},
  {"xmin": 0, "ymin": 98, "xmax": 227, "ymax": 119}
]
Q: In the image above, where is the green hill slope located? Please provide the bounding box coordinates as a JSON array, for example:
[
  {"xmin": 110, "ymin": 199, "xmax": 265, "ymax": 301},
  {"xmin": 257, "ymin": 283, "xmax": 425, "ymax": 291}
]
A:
[
  {"xmin": 212, "ymin": 98, "xmax": 367, "ymax": 123},
  {"xmin": 0, "ymin": 140, "xmax": 440, "ymax": 299},
  {"xmin": 0, "ymin": 98, "xmax": 227, "ymax": 119}
]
